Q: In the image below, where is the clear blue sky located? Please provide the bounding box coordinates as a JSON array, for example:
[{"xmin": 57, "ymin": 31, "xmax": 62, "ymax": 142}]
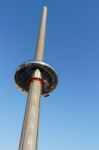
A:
[{"xmin": 0, "ymin": 0, "xmax": 99, "ymax": 150}]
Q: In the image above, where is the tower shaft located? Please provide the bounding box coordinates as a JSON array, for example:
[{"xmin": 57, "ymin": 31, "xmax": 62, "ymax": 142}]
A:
[
  {"xmin": 19, "ymin": 7, "xmax": 47, "ymax": 150},
  {"xmin": 19, "ymin": 70, "xmax": 42, "ymax": 150},
  {"xmin": 34, "ymin": 6, "xmax": 47, "ymax": 61}
]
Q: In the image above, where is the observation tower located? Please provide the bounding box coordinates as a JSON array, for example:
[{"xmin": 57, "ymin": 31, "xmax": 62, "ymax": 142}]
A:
[{"xmin": 14, "ymin": 6, "xmax": 58, "ymax": 150}]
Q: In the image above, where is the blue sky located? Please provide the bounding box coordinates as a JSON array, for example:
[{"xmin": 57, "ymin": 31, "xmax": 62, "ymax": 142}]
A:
[{"xmin": 0, "ymin": 0, "xmax": 99, "ymax": 150}]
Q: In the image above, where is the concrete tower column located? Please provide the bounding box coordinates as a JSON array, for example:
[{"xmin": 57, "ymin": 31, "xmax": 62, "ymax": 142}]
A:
[{"xmin": 18, "ymin": 6, "xmax": 47, "ymax": 150}]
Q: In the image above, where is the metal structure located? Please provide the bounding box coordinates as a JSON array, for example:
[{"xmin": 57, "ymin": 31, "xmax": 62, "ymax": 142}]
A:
[{"xmin": 14, "ymin": 6, "xmax": 58, "ymax": 150}]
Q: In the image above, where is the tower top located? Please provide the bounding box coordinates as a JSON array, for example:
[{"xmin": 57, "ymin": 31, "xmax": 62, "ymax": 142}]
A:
[{"xmin": 34, "ymin": 6, "xmax": 47, "ymax": 61}]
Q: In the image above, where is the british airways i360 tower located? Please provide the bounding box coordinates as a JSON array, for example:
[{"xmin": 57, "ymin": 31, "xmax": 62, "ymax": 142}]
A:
[{"xmin": 14, "ymin": 6, "xmax": 58, "ymax": 150}]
